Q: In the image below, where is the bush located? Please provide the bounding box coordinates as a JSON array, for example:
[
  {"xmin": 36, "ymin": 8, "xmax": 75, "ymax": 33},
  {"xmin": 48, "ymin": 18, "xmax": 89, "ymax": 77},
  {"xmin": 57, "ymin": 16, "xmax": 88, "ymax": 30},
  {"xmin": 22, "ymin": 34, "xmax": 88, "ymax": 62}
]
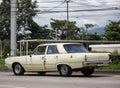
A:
[
  {"xmin": 95, "ymin": 51, "xmax": 120, "ymax": 70},
  {"xmin": 0, "ymin": 59, "xmax": 4, "ymax": 65},
  {"xmin": 2, "ymin": 39, "xmax": 10, "ymax": 58},
  {"xmin": 0, "ymin": 59, "xmax": 5, "ymax": 69},
  {"xmin": 111, "ymin": 51, "xmax": 120, "ymax": 64}
]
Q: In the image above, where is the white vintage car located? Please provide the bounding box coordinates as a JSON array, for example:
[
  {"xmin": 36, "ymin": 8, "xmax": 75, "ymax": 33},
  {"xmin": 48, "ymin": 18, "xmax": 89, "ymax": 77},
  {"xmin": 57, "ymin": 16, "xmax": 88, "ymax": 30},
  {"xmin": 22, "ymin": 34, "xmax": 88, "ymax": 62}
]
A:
[{"xmin": 5, "ymin": 43, "xmax": 111, "ymax": 76}]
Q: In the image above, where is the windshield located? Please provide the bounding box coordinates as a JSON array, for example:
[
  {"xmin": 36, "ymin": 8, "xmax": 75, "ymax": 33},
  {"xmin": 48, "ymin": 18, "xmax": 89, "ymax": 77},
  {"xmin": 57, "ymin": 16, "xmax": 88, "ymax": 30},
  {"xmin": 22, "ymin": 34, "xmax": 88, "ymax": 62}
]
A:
[{"xmin": 63, "ymin": 44, "xmax": 88, "ymax": 53}]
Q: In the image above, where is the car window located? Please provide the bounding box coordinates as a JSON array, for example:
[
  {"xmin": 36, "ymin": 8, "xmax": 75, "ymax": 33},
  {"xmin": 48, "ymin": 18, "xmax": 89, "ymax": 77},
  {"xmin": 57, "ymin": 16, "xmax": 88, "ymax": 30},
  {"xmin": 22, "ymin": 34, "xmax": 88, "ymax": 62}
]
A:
[
  {"xmin": 33, "ymin": 46, "xmax": 46, "ymax": 55},
  {"xmin": 47, "ymin": 45, "xmax": 59, "ymax": 54},
  {"xmin": 63, "ymin": 44, "xmax": 88, "ymax": 53}
]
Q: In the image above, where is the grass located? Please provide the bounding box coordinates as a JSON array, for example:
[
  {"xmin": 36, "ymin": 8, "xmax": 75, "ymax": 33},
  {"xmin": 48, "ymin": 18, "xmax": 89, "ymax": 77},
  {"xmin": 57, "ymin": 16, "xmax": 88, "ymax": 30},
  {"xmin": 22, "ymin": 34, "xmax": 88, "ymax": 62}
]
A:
[
  {"xmin": 0, "ymin": 59, "xmax": 5, "ymax": 65},
  {"xmin": 96, "ymin": 63, "xmax": 120, "ymax": 71},
  {"xmin": 94, "ymin": 51, "xmax": 120, "ymax": 71},
  {"xmin": 0, "ymin": 59, "xmax": 5, "ymax": 69}
]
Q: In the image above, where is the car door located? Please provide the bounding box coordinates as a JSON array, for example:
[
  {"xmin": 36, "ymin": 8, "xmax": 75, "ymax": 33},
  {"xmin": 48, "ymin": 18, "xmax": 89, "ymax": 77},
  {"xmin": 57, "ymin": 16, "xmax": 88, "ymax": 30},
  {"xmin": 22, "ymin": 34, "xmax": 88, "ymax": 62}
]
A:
[
  {"xmin": 26, "ymin": 46, "xmax": 47, "ymax": 71},
  {"xmin": 45, "ymin": 45, "xmax": 59, "ymax": 70}
]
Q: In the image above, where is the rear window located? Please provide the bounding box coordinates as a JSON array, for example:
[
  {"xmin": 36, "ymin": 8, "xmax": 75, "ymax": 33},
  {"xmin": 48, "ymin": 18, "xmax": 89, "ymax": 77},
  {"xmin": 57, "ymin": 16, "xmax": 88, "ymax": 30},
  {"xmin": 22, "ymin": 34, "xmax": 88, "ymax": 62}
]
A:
[{"xmin": 63, "ymin": 44, "xmax": 88, "ymax": 53}]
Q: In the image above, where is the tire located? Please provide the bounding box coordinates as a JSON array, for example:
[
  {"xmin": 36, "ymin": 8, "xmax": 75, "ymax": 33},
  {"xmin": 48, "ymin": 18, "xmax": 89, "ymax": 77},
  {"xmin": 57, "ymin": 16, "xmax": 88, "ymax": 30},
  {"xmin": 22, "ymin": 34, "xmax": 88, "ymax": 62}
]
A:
[
  {"xmin": 58, "ymin": 65, "xmax": 72, "ymax": 77},
  {"xmin": 81, "ymin": 68, "xmax": 94, "ymax": 77},
  {"xmin": 13, "ymin": 63, "xmax": 25, "ymax": 75},
  {"xmin": 38, "ymin": 72, "xmax": 46, "ymax": 76}
]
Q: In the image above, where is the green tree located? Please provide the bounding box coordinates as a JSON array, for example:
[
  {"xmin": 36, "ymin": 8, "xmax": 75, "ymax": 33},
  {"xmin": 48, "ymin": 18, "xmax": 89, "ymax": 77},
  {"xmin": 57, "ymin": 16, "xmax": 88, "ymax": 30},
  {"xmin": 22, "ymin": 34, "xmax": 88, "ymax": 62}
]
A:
[
  {"xmin": 0, "ymin": 0, "xmax": 50, "ymax": 57},
  {"xmin": 0, "ymin": 0, "xmax": 10, "ymax": 40},
  {"xmin": 50, "ymin": 19, "xmax": 81, "ymax": 40},
  {"xmin": 30, "ymin": 23, "xmax": 51, "ymax": 39},
  {"xmin": 2, "ymin": 39, "xmax": 10, "ymax": 58},
  {"xmin": 0, "ymin": 0, "xmax": 43, "ymax": 41},
  {"xmin": 104, "ymin": 20, "xmax": 120, "ymax": 40},
  {"xmin": 87, "ymin": 33, "xmax": 102, "ymax": 40},
  {"xmin": 17, "ymin": 0, "xmax": 39, "ymax": 40},
  {"xmin": 84, "ymin": 24, "xmax": 97, "ymax": 40}
]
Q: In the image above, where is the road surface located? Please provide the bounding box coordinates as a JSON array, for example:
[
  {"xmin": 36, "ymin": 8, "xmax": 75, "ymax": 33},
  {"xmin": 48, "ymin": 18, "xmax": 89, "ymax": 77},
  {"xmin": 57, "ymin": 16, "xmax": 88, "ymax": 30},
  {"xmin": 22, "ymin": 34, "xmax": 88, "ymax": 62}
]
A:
[{"xmin": 0, "ymin": 72, "xmax": 120, "ymax": 88}]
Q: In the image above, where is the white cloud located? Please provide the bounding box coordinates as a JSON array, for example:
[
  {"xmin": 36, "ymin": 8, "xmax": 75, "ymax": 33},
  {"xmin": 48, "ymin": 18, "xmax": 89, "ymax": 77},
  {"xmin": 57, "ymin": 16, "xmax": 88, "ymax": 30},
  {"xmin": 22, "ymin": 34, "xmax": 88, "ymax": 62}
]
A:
[
  {"xmin": 85, "ymin": 0, "xmax": 101, "ymax": 6},
  {"xmin": 33, "ymin": 0, "xmax": 120, "ymax": 28},
  {"xmin": 83, "ymin": 19, "xmax": 97, "ymax": 25}
]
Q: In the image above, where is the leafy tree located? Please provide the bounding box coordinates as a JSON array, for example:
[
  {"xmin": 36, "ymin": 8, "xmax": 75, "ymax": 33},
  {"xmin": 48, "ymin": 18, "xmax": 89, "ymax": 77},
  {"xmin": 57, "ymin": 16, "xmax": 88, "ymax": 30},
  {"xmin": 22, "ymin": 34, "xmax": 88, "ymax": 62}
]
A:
[
  {"xmin": 0, "ymin": 0, "xmax": 51, "ymax": 57},
  {"xmin": 87, "ymin": 33, "xmax": 103, "ymax": 40},
  {"xmin": 17, "ymin": 0, "xmax": 39, "ymax": 40},
  {"xmin": 30, "ymin": 23, "xmax": 51, "ymax": 39},
  {"xmin": 0, "ymin": 0, "xmax": 50, "ymax": 41},
  {"xmin": 0, "ymin": 0, "xmax": 10, "ymax": 40},
  {"xmin": 50, "ymin": 19, "xmax": 81, "ymax": 40},
  {"xmin": 2, "ymin": 39, "xmax": 10, "ymax": 58},
  {"xmin": 104, "ymin": 20, "xmax": 120, "ymax": 40},
  {"xmin": 84, "ymin": 24, "xmax": 97, "ymax": 40}
]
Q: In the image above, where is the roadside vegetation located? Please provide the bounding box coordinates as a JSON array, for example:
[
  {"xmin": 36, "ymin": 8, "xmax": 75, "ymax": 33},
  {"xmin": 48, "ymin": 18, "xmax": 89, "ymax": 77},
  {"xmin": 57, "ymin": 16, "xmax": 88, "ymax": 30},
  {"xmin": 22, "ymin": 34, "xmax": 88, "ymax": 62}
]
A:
[
  {"xmin": 96, "ymin": 51, "xmax": 120, "ymax": 71},
  {"xmin": 0, "ymin": 59, "xmax": 5, "ymax": 70}
]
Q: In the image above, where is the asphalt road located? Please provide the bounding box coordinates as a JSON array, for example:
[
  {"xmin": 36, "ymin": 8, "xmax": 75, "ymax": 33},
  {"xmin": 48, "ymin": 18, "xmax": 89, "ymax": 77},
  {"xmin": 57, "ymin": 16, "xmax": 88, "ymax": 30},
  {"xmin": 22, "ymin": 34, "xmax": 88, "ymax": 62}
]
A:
[{"xmin": 0, "ymin": 72, "xmax": 120, "ymax": 88}]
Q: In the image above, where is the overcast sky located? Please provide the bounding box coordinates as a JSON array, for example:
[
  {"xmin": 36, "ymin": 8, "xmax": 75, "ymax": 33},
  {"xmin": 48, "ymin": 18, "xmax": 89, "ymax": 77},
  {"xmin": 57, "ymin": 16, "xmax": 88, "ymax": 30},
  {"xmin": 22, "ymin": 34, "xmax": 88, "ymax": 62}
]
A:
[{"xmin": 34, "ymin": 0, "xmax": 120, "ymax": 28}]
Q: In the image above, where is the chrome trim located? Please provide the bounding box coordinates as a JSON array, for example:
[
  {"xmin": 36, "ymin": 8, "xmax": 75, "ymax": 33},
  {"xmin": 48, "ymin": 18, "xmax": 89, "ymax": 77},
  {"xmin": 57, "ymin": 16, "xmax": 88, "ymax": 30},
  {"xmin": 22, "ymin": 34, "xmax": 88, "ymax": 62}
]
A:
[{"xmin": 83, "ymin": 60, "xmax": 112, "ymax": 67}]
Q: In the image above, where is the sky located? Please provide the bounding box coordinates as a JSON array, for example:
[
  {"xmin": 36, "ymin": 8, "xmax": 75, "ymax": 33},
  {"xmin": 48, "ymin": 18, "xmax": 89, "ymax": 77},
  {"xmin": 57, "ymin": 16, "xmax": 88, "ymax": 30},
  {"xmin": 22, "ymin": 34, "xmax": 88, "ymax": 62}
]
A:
[
  {"xmin": 33, "ymin": 0, "xmax": 120, "ymax": 30},
  {"xmin": 0, "ymin": 0, "xmax": 119, "ymax": 31}
]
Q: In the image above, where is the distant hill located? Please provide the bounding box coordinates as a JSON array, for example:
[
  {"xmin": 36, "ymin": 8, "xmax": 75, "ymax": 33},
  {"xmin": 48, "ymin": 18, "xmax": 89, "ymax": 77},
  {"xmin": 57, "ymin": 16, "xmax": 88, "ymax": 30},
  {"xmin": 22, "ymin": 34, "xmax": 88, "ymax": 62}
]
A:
[{"xmin": 88, "ymin": 27, "xmax": 105, "ymax": 34}]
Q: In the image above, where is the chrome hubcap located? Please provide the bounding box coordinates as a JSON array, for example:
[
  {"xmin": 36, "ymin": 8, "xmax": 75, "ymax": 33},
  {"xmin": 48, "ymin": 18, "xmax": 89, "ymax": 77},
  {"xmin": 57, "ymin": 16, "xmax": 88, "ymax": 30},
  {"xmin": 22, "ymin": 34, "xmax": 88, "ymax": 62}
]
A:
[
  {"xmin": 15, "ymin": 64, "xmax": 21, "ymax": 74},
  {"xmin": 61, "ymin": 65, "xmax": 68, "ymax": 75}
]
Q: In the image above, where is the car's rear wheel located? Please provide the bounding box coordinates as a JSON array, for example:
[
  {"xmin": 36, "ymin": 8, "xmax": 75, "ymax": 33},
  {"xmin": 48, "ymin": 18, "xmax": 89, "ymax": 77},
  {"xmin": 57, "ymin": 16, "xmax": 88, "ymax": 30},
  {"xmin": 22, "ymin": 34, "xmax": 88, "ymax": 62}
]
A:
[
  {"xmin": 58, "ymin": 65, "xmax": 72, "ymax": 77},
  {"xmin": 81, "ymin": 68, "xmax": 94, "ymax": 76},
  {"xmin": 13, "ymin": 63, "xmax": 25, "ymax": 75},
  {"xmin": 38, "ymin": 72, "xmax": 46, "ymax": 76}
]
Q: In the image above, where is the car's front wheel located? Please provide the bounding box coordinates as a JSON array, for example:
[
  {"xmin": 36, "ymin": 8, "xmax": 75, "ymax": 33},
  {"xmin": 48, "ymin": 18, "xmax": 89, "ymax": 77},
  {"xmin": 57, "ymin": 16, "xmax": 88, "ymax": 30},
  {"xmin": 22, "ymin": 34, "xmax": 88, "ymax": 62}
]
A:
[
  {"xmin": 12, "ymin": 63, "xmax": 25, "ymax": 75},
  {"xmin": 81, "ymin": 68, "xmax": 94, "ymax": 76},
  {"xmin": 58, "ymin": 65, "xmax": 72, "ymax": 77}
]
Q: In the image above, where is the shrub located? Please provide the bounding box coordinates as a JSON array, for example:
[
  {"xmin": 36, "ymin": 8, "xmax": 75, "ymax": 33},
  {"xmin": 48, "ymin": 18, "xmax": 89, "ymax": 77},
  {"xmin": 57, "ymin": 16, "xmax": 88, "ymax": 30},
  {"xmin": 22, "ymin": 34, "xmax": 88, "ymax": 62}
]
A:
[
  {"xmin": 111, "ymin": 51, "xmax": 120, "ymax": 64},
  {"xmin": 2, "ymin": 39, "xmax": 10, "ymax": 58}
]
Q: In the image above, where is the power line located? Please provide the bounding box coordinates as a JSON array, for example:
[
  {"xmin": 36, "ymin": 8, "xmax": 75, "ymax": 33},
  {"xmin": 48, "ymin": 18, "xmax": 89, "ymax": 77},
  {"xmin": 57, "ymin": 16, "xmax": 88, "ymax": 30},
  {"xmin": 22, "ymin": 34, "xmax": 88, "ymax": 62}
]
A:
[
  {"xmin": 38, "ymin": 7, "xmax": 120, "ymax": 14},
  {"xmin": 41, "ymin": 1, "xmax": 65, "ymax": 12},
  {"xmin": 38, "ymin": 5, "xmax": 89, "ymax": 9},
  {"xmin": 10, "ymin": 0, "xmax": 120, "ymax": 10},
  {"xmin": 36, "ymin": 0, "xmax": 120, "ymax": 15},
  {"xmin": 72, "ymin": 1, "xmax": 100, "ymax": 8},
  {"xmin": 35, "ymin": 10, "xmax": 120, "ymax": 19},
  {"xmin": 37, "ymin": 1, "xmax": 63, "ymax": 3}
]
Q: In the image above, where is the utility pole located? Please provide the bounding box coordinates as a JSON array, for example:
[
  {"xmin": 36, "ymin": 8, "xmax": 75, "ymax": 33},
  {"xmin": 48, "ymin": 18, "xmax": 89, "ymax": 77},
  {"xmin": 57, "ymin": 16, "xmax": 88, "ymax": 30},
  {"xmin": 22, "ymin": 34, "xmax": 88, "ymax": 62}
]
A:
[
  {"xmin": 11, "ymin": 0, "xmax": 17, "ymax": 56},
  {"xmin": 66, "ymin": 0, "xmax": 69, "ymax": 24},
  {"xmin": 65, "ymin": 0, "xmax": 71, "ymax": 39}
]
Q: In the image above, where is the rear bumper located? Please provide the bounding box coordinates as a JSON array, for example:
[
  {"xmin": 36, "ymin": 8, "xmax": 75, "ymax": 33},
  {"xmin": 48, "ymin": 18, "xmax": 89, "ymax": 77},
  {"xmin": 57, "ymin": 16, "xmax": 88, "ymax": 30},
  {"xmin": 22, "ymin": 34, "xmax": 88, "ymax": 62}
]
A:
[{"xmin": 83, "ymin": 60, "xmax": 112, "ymax": 67}]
